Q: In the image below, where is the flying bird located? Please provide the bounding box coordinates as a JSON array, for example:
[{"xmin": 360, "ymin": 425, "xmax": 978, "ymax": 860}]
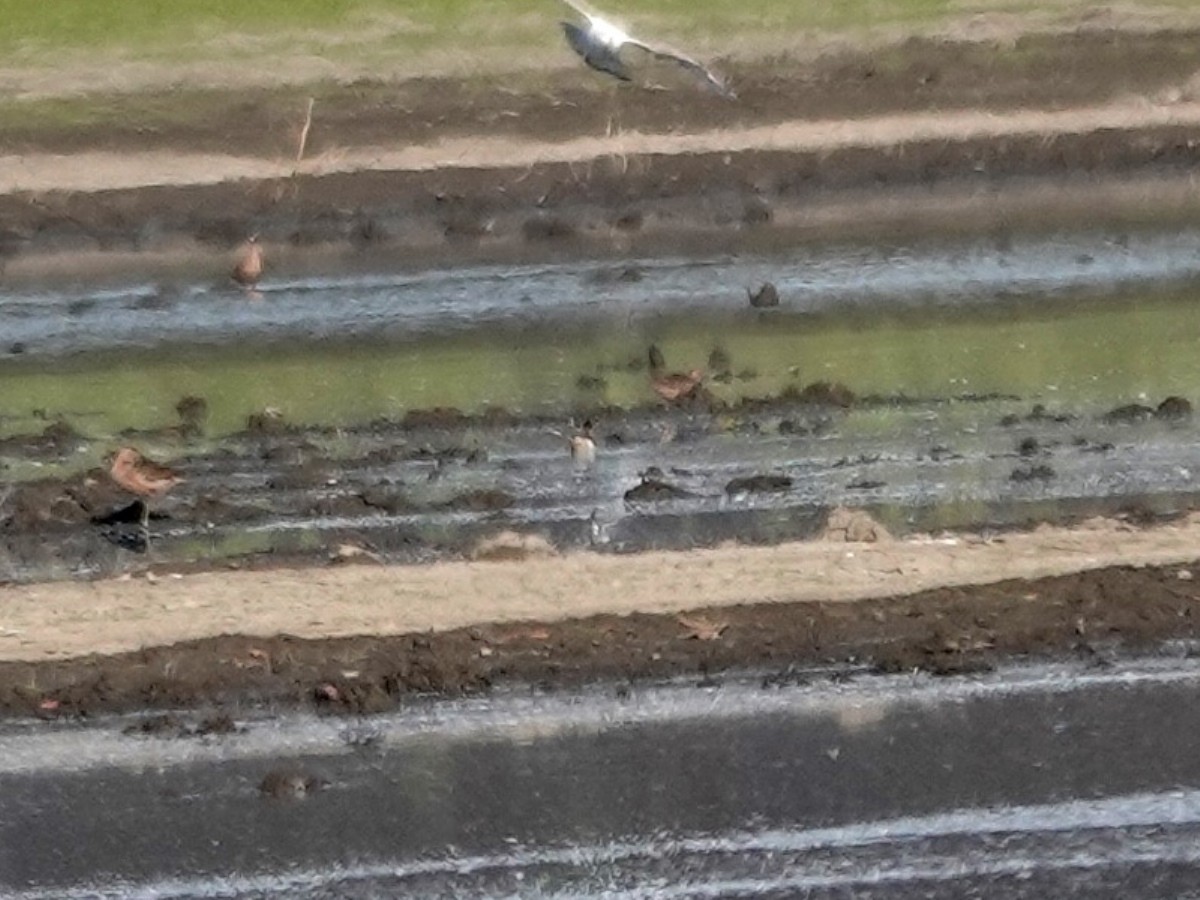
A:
[{"xmin": 557, "ymin": 0, "xmax": 735, "ymax": 98}]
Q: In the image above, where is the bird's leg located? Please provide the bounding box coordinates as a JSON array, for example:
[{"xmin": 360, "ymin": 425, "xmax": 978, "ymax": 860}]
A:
[
  {"xmin": 139, "ymin": 500, "xmax": 152, "ymax": 551},
  {"xmin": 604, "ymin": 83, "xmax": 620, "ymax": 138}
]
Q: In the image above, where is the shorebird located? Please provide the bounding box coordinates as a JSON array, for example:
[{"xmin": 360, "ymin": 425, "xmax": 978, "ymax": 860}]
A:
[
  {"xmin": 569, "ymin": 420, "xmax": 597, "ymax": 464},
  {"xmin": 231, "ymin": 235, "xmax": 264, "ymax": 296},
  {"xmin": 651, "ymin": 368, "xmax": 704, "ymax": 403},
  {"xmin": 548, "ymin": 420, "xmax": 598, "ymax": 464},
  {"xmin": 557, "ymin": 0, "xmax": 735, "ymax": 98},
  {"xmin": 108, "ymin": 447, "xmax": 185, "ymax": 545}
]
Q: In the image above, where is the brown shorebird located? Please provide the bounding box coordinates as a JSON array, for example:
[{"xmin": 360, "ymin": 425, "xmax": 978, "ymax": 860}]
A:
[
  {"xmin": 109, "ymin": 447, "xmax": 185, "ymax": 543},
  {"xmin": 569, "ymin": 420, "xmax": 597, "ymax": 465},
  {"xmin": 651, "ymin": 368, "xmax": 704, "ymax": 403},
  {"xmin": 231, "ymin": 235, "xmax": 264, "ymax": 295}
]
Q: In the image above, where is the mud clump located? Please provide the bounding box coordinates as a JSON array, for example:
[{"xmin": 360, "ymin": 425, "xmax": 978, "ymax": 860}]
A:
[
  {"xmin": 624, "ymin": 478, "xmax": 696, "ymax": 503},
  {"xmin": 245, "ymin": 408, "xmax": 288, "ymax": 435},
  {"xmin": 1156, "ymin": 396, "xmax": 1193, "ymax": 421},
  {"xmin": 741, "ymin": 197, "xmax": 773, "ymax": 227},
  {"xmin": 785, "ymin": 381, "xmax": 856, "ymax": 408},
  {"xmin": 1101, "ymin": 403, "xmax": 1155, "ymax": 425},
  {"xmin": 269, "ymin": 461, "xmax": 333, "ymax": 491},
  {"xmin": 441, "ymin": 489, "xmax": 514, "ymax": 512},
  {"xmin": 122, "ymin": 711, "xmax": 242, "ymax": 738},
  {"xmin": 402, "ymin": 407, "xmax": 469, "ymax": 429},
  {"xmin": 611, "ymin": 208, "xmax": 644, "ymax": 231},
  {"xmin": 725, "ymin": 474, "xmax": 793, "ymax": 495},
  {"xmin": 1011, "ymin": 463, "xmax": 1056, "ymax": 482},
  {"xmin": 522, "ymin": 214, "xmax": 576, "ymax": 242},
  {"xmin": 820, "ymin": 507, "xmax": 892, "ymax": 543},
  {"xmin": 5, "ymin": 468, "xmax": 125, "ymax": 529},
  {"xmin": 1017, "ymin": 436, "xmax": 1043, "ymax": 457},
  {"xmin": 846, "ymin": 479, "xmax": 886, "ymax": 491},
  {"xmin": 872, "ymin": 647, "xmax": 996, "ymax": 677},
  {"xmin": 471, "ymin": 530, "xmax": 557, "ymax": 562},
  {"xmin": 0, "ymin": 420, "xmax": 88, "ymax": 460},
  {"xmin": 1001, "ymin": 404, "xmax": 1075, "ymax": 426},
  {"xmin": 175, "ymin": 395, "xmax": 209, "ymax": 439},
  {"xmin": 747, "ymin": 282, "xmax": 780, "ymax": 308},
  {"xmin": 123, "ymin": 714, "xmax": 190, "ymax": 738}
]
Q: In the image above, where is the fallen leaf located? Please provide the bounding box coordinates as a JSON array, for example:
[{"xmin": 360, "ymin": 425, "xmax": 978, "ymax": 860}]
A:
[
  {"xmin": 330, "ymin": 543, "xmax": 383, "ymax": 564},
  {"xmin": 676, "ymin": 615, "xmax": 728, "ymax": 641}
]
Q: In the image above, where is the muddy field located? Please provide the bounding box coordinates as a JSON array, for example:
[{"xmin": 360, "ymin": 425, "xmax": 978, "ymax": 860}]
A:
[
  {"xmin": 5, "ymin": 23, "xmax": 1200, "ymax": 717},
  {"xmin": 6, "ymin": 29, "xmax": 1200, "ymax": 272}
]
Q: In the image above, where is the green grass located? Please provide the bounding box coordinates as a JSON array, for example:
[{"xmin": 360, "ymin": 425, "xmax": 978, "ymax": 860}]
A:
[{"xmin": 1, "ymin": 0, "xmax": 1190, "ymax": 75}]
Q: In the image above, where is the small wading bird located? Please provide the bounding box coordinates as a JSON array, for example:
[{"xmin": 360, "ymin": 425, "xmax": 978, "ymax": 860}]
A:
[
  {"xmin": 109, "ymin": 447, "xmax": 185, "ymax": 546},
  {"xmin": 569, "ymin": 420, "xmax": 597, "ymax": 464},
  {"xmin": 231, "ymin": 235, "xmax": 264, "ymax": 296},
  {"xmin": 557, "ymin": 0, "xmax": 735, "ymax": 98},
  {"xmin": 548, "ymin": 420, "xmax": 598, "ymax": 465}
]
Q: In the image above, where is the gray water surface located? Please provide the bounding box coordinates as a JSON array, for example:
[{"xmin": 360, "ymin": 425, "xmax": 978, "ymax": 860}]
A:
[
  {"xmin": 5, "ymin": 657, "xmax": 1200, "ymax": 898},
  {"xmin": 4, "ymin": 229, "xmax": 1199, "ymax": 358}
]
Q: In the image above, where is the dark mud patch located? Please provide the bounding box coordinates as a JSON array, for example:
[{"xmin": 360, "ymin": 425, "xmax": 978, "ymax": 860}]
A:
[
  {"xmin": 725, "ymin": 474, "xmax": 793, "ymax": 495},
  {"xmin": 5, "ymin": 561, "xmax": 1200, "ymax": 718},
  {"xmin": 0, "ymin": 421, "xmax": 89, "ymax": 460},
  {"xmin": 9, "ymin": 116, "xmax": 1200, "ymax": 271},
  {"xmin": 7, "ymin": 30, "xmax": 1200, "ymax": 161}
]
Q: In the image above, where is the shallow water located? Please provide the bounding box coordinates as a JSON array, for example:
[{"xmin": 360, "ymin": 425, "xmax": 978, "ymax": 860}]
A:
[
  {"xmin": 3, "ymin": 228, "xmax": 1200, "ymax": 439},
  {"xmin": 5, "ymin": 656, "xmax": 1200, "ymax": 898},
  {"xmin": 4, "ymin": 225, "xmax": 1200, "ymax": 580}
]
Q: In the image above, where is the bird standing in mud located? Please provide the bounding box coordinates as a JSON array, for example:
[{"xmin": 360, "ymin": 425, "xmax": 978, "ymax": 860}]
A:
[
  {"xmin": 231, "ymin": 235, "xmax": 264, "ymax": 297},
  {"xmin": 569, "ymin": 420, "xmax": 597, "ymax": 464},
  {"xmin": 108, "ymin": 447, "xmax": 185, "ymax": 546},
  {"xmin": 557, "ymin": 0, "xmax": 735, "ymax": 98},
  {"xmin": 548, "ymin": 420, "xmax": 598, "ymax": 465}
]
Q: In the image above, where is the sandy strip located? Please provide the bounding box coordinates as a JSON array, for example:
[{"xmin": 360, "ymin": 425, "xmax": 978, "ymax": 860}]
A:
[
  {"xmin": 2, "ymin": 514, "xmax": 1198, "ymax": 662},
  {"xmin": 3, "ymin": 97, "xmax": 1199, "ymax": 196}
]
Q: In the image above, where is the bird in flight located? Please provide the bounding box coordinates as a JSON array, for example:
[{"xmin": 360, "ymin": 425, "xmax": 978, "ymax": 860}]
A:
[{"xmin": 557, "ymin": 0, "xmax": 735, "ymax": 98}]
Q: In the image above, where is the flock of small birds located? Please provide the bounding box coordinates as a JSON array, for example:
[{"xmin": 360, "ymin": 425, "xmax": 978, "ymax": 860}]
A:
[{"xmin": 112, "ymin": 0, "xmax": 739, "ymax": 544}]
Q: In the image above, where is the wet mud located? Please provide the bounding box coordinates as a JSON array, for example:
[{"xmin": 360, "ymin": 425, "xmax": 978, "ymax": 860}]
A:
[
  {"xmin": 5, "ymin": 30, "xmax": 1200, "ymax": 271},
  {"xmin": 2, "ymin": 386, "xmax": 1197, "ymax": 580}
]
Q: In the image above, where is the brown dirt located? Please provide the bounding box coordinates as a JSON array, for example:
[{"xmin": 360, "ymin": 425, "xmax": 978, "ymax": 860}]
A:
[
  {"xmin": 3, "ymin": 513, "xmax": 1200, "ymax": 717},
  {"xmin": 2, "ymin": 552, "xmax": 1198, "ymax": 719},
  {"xmin": 6, "ymin": 29, "xmax": 1200, "ymax": 277}
]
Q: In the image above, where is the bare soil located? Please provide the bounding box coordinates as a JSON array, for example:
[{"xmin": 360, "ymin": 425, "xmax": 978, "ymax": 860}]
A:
[
  {"xmin": 3, "ymin": 537, "xmax": 1199, "ymax": 719},
  {"xmin": 5, "ymin": 25, "xmax": 1200, "ymax": 717},
  {"xmin": 5, "ymin": 29, "xmax": 1200, "ymax": 275}
]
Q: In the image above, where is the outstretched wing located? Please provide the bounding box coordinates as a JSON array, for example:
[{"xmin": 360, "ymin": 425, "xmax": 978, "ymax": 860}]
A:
[
  {"xmin": 560, "ymin": 21, "xmax": 632, "ymax": 81},
  {"xmin": 625, "ymin": 37, "xmax": 736, "ymax": 98}
]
